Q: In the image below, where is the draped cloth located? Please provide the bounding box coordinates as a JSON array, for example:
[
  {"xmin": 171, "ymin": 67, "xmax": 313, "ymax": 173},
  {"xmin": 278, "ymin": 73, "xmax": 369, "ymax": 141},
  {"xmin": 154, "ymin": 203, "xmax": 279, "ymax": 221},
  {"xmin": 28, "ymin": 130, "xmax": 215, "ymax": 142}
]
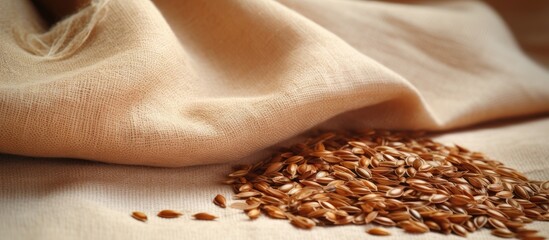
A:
[
  {"xmin": 1, "ymin": 0, "xmax": 548, "ymax": 166},
  {"xmin": 0, "ymin": 0, "xmax": 548, "ymax": 239}
]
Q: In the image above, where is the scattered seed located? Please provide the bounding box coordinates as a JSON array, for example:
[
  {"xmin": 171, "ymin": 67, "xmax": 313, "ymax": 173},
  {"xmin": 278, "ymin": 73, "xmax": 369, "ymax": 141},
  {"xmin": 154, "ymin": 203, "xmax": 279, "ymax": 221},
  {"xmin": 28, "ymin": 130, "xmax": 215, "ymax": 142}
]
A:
[
  {"xmin": 247, "ymin": 209, "xmax": 261, "ymax": 220},
  {"xmin": 228, "ymin": 169, "xmax": 249, "ymax": 178},
  {"xmin": 157, "ymin": 210, "xmax": 182, "ymax": 218},
  {"xmin": 222, "ymin": 129, "xmax": 549, "ymax": 238},
  {"xmin": 429, "ymin": 194, "xmax": 450, "ymax": 203},
  {"xmin": 474, "ymin": 216, "xmax": 488, "ymax": 228},
  {"xmin": 234, "ymin": 191, "xmax": 262, "ymax": 199},
  {"xmin": 488, "ymin": 184, "xmax": 504, "ymax": 192},
  {"xmin": 193, "ymin": 212, "xmax": 217, "ymax": 220},
  {"xmin": 451, "ymin": 224, "xmax": 468, "ymax": 237},
  {"xmin": 492, "ymin": 228, "xmax": 515, "ymax": 238},
  {"xmin": 229, "ymin": 202, "xmax": 260, "ymax": 210},
  {"xmin": 386, "ymin": 188, "xmax": 404, "ymax": 198},
  {"xmin": 213, "ymin": 194, "xmax": 227, "ymax": 208},
  {"xmin": 131, "ymin": 211, "xmax": 147, "ymax": 222},
  {"xmin": 496, "ymin": 191, "xmax": 514, "ymax": 199},
  {"xmin": 515, "ymin": 185, "xmax": 530, "ymax": 199},
  {"xmin": 367, "ymin": 227, "xmax": 391, "ymax": 236},
  {"xmin": 264, "ymin": 162, "xmax": 284, "ymax": 175},
  {"xmin": 374, "ymin": 216, "xmax": 396, "ymax": 227},
  {"xmin": 290, "ymin": 216, "xmax": 316, "ymax": 229},
  {"xmin": 488, "ymin": 218, "xmax": 507, "ymax": 229}
]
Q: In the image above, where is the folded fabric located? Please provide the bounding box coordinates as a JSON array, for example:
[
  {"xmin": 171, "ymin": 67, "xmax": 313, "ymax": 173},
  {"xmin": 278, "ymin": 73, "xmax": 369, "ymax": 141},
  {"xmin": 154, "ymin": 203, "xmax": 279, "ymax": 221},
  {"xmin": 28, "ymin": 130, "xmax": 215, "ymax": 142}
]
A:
[{"xmin": 1, "ymin": 0, "xmax": 548, "ymax": 167}]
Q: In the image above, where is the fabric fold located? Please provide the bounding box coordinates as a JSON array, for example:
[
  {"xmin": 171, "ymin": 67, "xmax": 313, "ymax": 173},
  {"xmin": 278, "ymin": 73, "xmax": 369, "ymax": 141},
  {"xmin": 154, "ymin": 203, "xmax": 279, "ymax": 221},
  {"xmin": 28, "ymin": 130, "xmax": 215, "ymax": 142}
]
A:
[{"xmin": 1, "ymin": 0, "xmax": 548, "ymax": 166}]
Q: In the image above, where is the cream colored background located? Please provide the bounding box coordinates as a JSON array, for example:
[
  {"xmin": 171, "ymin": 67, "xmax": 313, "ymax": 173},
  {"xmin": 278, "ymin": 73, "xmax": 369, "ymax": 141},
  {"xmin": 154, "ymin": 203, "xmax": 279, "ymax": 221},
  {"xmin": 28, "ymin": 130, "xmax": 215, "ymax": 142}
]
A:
[{"xmin": 1, "ymin": 0, "xmax": 549, "ymax": 239}]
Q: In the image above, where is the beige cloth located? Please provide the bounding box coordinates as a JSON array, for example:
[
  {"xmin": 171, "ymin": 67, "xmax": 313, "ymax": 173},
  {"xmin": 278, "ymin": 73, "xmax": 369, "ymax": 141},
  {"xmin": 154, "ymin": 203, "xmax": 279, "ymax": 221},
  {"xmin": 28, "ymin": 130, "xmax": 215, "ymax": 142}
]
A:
[
  {"xmin": 1, "ymin": 0, "xmax": 548, "ymax": 167},
  {"xmin": 1, "ymin": 0, "xmax": 549, "ymax": 239},
  {"xmin": 1, "ymin": 116, "xmax": 549, "ymax": 240}
]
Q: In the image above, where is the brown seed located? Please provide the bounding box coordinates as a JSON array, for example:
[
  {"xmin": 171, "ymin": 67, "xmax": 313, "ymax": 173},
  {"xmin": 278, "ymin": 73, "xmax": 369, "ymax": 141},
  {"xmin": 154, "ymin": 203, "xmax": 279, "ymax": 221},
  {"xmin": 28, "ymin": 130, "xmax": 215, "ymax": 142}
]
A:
[
  {"xmin": 340, "ymin": 205, "xmax": 362, "ymax": 214},
  {"xmin": 234, "ymin": 191, "xmax": 262, "ymax": 199},
  {"xmin": 430, "ymin": 211, "xmax": 452, "ymax": 220},
  {"xmin": 496, "ymin": 191, "xmax": 514, "ymax": 199},
  {"xmin": 406, "ymin": 167, "xmax": 417, "ymax": 177},
  {"xmin": 372, "ymin": 167, "xmax": 394, "ymax": 175},
  {"xmin": 503, "ymin": 220, "xmax": 524, "ymax": 229},
  {"xmin": 265, "ymin": 188, "xmax": 288, "ymax": 199},
  {"xmin": 429, "ymin": 194, "xmax": 450, "ymax": 203},
  {"xmin": 286, "ymin": 156, "xmax": 304, "ymax": 164},
  {"xmin": 228, "ymin": 169, "xmax": 249, "ymax": 178},
  {"xmin": 387, "ymin": 211, "xmax": 410, "ymax": 222},
  {"xmin": 367, "ymin": 227, "xmax": 391, "ymax": 236},
  {"xmin": 264, "ymin": 162, "xmax": 284, "ymax": 175},
  {"xmin": 307, "ymin": 208, "xmax": 330, "ymax": 218},
  {"xmin": 193, "ymin": 212, "xmax": 217, "ymax": 220},
  {"xmin": 131, "ymin": 211, "xmax": 147, "ymax": 222},
  {"xmin": 451, "ymin": 224, "xmax": 468, "ymax": 237},
  {"xmin": 491, "ymin": 228, "xmax": 515, "ymax": 238},
  {"xmin": 264, "ymin": 206, "xmax": 287, "ymax": 219},
  {"xmin": 290, "ymin": 216, "xmax": 316, "ymax": 229},
  {"xmin": 488, "ymin": 217, "xmax": 507, "ymax": 229},
  {"xmin": 213, "ymin": 194, "xmax": 227, "ymax": 208},
  {"xmin": 286, "ymin": 163, "xmax": 298, "ymax": 176},
  {"xmin": 333, "ymin": 171, "xmax": 354, "ymax": 181},
  {"xmin": 488, "ymin": 183, "xmax": 504, "ymax": 192},
  {"xmin": 229, "ymin": 202, "xmax": 260, "ymax": 210},
  {"xmin": 349, "ymin": 141, "xmax": 368, "ymax": 148},
  {"xmin": 322, "ymin": 156, "xmax": 343, "ymax": 164},
  {"xmin": 487, "ymin": 209, "xmax": 509, "ymax": 221},
  {"xmin": 524, "ymin": 209, "xmax": 542, "ymax": 219},
  {"xmin": 516, "ymin": 228, "xmax": 539, "ymax": 237},
  {"xmin": 320, "ymin": 201, "xmax": 336, "ymax": 210},
  {"xmin": 401, "ymin": 221, "xmax": 430, "ymax": 233},
  {"xmin": 520, "ymin": 236, "xmax": 546, "ymax": 240},
  {"xmin": 409, "ymin": 208, "xmax": 422, "ymax": 222},
  {"xmin": 424, "ymin": 221, "xmax": 441, "ymax": 231},
  {"xmin": 247, "ymin": 209, "xmax": 260, "ymax": 220},
  {"xmin": 474, "ymin": 216, "xmax": 488, "ymax": 228},
  {"xmin": 463, "ymin": 220, "xmax": 476, "ymax": 232},
  {"xmin": 449, "ymin": 195, "xmax": 471, "ymax": 206},
  {"xmin": 361, "ymin": 180, "xmax": 378, "ymax": 191},
  {"xmin": 356, "ymin": 167, "xmax": 372, "ymax": 179},
  {"xmin": 224, "ymin": 129, "xmax": 549, "ymax": 238},
  {"xmin": 365, "ymin": 211, "xmax": 378, "ymax": 224},
  {"xmin": 541, "ymin": 181, "xmax": 549, "ymax": 191},
  {"xmin": 261, "ymin": 196, "xmax": 285, "ymax": 205},
  {"xmin": 515, "ymin": 185, "xmax": 530, "ymax": 199},
  {"xmin": 157, "ymin": 210, "xmax": 182, "ymax": 218},
  {"xmin": 448, "ymin": 214, "xmax": 470, "ymax": 224},
  {"xmin": 386, "ymin": 187, "xmax": 404, "ymax": 198},
  {"xmin": 230, "ymin": 202, "xmax": 249, "ymax": 210},
  {"xmin": 530, "ymin": 196, "xmax": 548, "ymax": 203},
  {"xmin": 373, "ymin": 216, "xmax": 396, "ymax": 227},
  {"xmin": 278, "ymin": 183, "xmax": 295, "ymax": 192}
]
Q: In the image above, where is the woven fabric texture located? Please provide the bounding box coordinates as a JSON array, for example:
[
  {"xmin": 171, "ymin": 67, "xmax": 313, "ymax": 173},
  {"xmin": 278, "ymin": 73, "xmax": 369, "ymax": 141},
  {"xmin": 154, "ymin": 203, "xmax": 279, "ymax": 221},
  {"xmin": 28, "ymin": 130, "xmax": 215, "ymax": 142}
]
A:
[
  {"xmin": 1, "ymin": 0, "xmax": 549, "ymax": 239},
  {"xmin": 1, "ymin": 116, "xmax": 549, "ymax": 240},
  {"xmin": 1, "ymin": 0, "xmax": 548, "ymax": 167}
]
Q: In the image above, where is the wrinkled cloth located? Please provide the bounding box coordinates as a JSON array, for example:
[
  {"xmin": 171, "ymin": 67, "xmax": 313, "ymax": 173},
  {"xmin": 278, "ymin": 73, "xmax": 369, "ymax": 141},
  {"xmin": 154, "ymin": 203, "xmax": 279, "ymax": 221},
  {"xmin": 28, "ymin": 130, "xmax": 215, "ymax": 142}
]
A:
[
  {"xmin": 1, "ymin": 0, "xmax": 548, "ymax": 167},
  {"xmin": 1, "ymin": 1, "xmax": 549, "ymax": 240},
  {"xmin": 1, "ymin": 116, "xmax": 549, "ymax": 240}
]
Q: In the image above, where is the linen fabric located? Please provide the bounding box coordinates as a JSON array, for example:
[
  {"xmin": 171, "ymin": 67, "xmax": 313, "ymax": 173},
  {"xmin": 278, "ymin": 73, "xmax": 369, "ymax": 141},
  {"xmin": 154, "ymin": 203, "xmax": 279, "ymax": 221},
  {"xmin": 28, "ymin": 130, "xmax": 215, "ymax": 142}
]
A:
[
  {"xmin": 1, "ymin": 0, "xmax": 548, "ymax": 167},
  {"xmin": 1, "ymin": 116, "xmax": 549, "ymax": 240},
  {"xmin": 1, "ymin": 0, "xmax": 549, "ymax": 239}
]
